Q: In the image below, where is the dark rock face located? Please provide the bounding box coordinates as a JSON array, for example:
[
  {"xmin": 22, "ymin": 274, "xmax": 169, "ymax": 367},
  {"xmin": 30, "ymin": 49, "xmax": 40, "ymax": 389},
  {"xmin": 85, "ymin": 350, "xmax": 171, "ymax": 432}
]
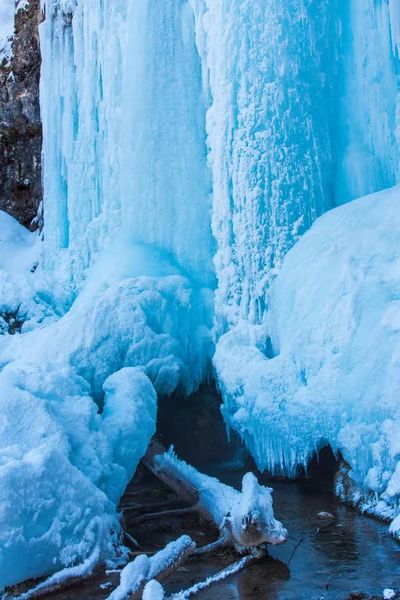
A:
[{"xmin": 0, "ymin": 0, "xmax": 42, "ymax": 230}]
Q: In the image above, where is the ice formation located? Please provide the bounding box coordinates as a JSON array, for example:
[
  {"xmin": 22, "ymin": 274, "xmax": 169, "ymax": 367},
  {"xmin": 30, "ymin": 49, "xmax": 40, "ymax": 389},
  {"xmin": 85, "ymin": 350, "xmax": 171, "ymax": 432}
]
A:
[
  {"xmin": 2, "ymin": 0, "xmax": 400, "ymax": 591},
  {"xmin": 215, "ymin": 185, "xmax": 400, "ymax": 537}
]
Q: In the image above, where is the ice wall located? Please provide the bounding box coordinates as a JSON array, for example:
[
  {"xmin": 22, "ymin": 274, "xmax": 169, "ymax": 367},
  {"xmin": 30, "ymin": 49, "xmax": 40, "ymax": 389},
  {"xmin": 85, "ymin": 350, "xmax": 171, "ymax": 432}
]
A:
[
  {"xmin": 190, "ymin": 0, "xmax": 400, "ymax": 329},
  {"xmin": 40, "ymin": 0, "xmax": 400, "ymax": 320},
  {"xmin": 40, "ymin": 0, "xmax": 214, "ymax": 291},
  {"xmin": 191, "ymin": 0, "xmax": 338, "ymax": 329}
]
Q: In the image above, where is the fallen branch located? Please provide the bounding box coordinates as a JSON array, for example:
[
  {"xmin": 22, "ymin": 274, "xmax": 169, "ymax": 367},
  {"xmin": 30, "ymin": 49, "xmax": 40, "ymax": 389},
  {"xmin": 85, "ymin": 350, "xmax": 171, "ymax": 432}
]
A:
[
  {"xmin": 170, "ymin": 548, "xmax": 267, "ymax": 599},
  {"xmin": 106, "ymin": 536, "xmax": 196, "ymax": 600},
  {"xmin": 142, "ymin": 438, "xmax": 288, "ymax": 551},
  {"xmin": 130, "ymin": 507, "xmax": 196, "ymax": 525}
]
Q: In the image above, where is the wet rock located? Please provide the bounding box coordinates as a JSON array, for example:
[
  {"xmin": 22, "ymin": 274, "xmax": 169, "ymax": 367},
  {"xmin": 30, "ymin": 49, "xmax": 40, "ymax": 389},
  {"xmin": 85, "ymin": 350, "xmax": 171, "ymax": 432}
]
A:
[
  {"xmin": 317, "ymin": 511, "xmax": 335, "ymax": 520},
  {"xmin": 0, "ymin": 0, "xmax": 42, "ymax": 230}
]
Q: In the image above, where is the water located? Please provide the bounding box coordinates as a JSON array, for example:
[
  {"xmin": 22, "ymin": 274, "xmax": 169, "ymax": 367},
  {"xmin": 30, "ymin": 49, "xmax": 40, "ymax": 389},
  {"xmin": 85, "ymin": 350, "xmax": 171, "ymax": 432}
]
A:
[
  {"xmin": 38, "ymin": 466, "xmax": 400, "ymax": 600},
  {"xmin": 165, "ymin": 471, "xmax": 400, "ymax": 599}
]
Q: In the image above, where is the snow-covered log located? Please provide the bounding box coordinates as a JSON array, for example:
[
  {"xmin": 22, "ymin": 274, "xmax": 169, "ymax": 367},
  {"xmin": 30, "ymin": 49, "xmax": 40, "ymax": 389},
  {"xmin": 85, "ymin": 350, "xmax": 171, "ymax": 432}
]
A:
[
  {"xmin": 106, "ymin": 536, "xmax": 196, "ymax": 600},
  {"xmin": 142, "ymin": 440, "xmax": 288, "ymax": 550}
]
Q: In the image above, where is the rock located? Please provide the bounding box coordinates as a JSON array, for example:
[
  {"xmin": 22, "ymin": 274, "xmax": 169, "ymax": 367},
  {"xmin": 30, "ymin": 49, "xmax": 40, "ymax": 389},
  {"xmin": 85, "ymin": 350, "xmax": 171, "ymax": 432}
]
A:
[
  {"xmin": 0, "ymin": 0, "xmax": 42, "ymax": 230},
  {"xmin": 317, "ymin": 511, "xmax": 335, "ymax": 520}
]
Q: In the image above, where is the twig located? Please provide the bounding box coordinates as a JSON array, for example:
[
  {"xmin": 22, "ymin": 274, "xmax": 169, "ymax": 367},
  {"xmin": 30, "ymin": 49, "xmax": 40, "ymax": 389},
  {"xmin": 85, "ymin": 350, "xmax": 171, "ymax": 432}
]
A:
[
  {"xmin": 287, "ymin": 538, "xmax": 303, "ymax": 567},
  {"xmin": 131, "ymin": 507, "xmax": 196, "ymax": 525},
  {"xmin": 123, "ymin": 531, "xmax": 142, "ymax": 550},
  {"xmin": 170, "ymin": 550, "xmax": 265, "ymax": 599},
  {"xmin": 121, "ymin": 499, "xmax": 183, "ymax": 512},
  {"xmin": 192, "ymin": 527, "xmax": 231, "ymax": 556}
]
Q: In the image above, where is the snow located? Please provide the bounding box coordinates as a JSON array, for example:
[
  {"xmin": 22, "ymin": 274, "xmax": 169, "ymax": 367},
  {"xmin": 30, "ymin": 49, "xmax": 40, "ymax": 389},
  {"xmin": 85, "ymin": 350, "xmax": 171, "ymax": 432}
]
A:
[
  {"xmin": 0, "ymin": 363, "xmax": 156, "ymax": 589},
  {"xmin": 215, "ymin": 185, "xmax": 400, "ymax": 539},
  {"xmin": 0, "ymin": 211, "xmax": 61, "ymax": 335},
  {"xmin": 142, "ymin": 581, "xmax": 165, "ymax": 600},
  {"xmin": 171, "ymin": 554, "xmax": 254, "ymax": 600},
  {"xmin": 156, "ymin": 448, "xmax": 287, "ymax": 546},
  {"xmin": 0, "ymin": 235, "xmax": 214, "ymax": 588},
  {"xmin": 107, "ymin": 536, "xmax": 194, "ymax": 600},
  {"xmin": 0, "ymin": 0, "xmax": 14, "ymax": 63},
  {"xmin": 107, "ymin": 555, "xmax": 150, "ymax": 600}
]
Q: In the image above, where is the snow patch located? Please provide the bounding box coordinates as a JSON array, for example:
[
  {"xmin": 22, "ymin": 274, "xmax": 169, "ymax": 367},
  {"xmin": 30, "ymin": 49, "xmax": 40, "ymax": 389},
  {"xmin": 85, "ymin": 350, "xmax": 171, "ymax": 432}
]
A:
[{"xmin": 0, "ymin": 0, "xmax": 14, "ymax": 63}]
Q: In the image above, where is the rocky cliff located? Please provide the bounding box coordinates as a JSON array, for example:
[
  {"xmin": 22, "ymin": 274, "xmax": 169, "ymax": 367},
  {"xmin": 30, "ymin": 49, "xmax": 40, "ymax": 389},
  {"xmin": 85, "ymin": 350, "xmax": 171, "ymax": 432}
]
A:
[{"xmin": 0, "ymin": 0, "xmax": 42, "ymax": 230}]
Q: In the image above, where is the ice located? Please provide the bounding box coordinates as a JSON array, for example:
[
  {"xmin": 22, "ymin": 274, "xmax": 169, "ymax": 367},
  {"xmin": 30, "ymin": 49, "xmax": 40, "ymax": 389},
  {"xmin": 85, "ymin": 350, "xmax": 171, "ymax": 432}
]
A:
[
  {"xmin": 39, "ymin": 0, "xmax": 215, "ymax": 292},
  {"xmin": 2, "ymin": 0, "xmax": 400, "ymax": 590},
  {"xmin": 215, "ymin": 185, "xmax": 400, "ymax": 538},
  {"xmin": 188, "ymin": 0, "xmax": 400, "ymax": 330}
]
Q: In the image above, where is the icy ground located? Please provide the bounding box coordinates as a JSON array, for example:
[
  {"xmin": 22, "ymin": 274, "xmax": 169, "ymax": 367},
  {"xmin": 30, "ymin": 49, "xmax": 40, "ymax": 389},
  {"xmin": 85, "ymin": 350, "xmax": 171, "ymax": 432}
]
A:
[{"xmin": 215, "ymin": 185, "xmax": 400, "ymax": 540}]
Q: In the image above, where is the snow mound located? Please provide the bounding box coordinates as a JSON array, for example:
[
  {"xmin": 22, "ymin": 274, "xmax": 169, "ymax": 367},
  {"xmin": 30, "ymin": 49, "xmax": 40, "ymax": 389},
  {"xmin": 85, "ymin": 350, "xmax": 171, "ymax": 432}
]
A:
[
  {"xmin": 0, "ymin": 239, "xmax": 212, "ymax": 590},
  {"xmin": 215, "ymin": 185, "xmax": 400, "ymax": 537},
  {"xmin": 0, "ymin": 363, "xmax": 156, "ymax": 589}
]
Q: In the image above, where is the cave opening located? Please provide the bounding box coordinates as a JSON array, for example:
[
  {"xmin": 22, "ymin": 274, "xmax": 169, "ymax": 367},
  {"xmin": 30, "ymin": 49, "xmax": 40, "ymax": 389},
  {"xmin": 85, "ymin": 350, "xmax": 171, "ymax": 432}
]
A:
[
  {"xmin": 156, "ymin": 383, "xmax": 246, "ymax": 470},
  {"xmin": 155, "ymin": 384, "xmax": 340, "ymax": 493}
]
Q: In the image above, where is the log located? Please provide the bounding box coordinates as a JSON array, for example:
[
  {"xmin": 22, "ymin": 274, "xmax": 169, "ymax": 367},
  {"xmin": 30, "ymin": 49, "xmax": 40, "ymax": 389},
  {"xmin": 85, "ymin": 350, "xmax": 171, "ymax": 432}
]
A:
[{"xmin": 141, "ymin": 438, "xmax": 288, "ymax": 551}]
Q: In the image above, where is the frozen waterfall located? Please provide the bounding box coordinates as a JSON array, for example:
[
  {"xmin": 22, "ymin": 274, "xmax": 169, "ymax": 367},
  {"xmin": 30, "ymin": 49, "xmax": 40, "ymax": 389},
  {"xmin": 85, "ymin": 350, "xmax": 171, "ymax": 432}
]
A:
[{"xmin": 0, "ymin": 0, "xmax": 400, "ymax": 589}]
